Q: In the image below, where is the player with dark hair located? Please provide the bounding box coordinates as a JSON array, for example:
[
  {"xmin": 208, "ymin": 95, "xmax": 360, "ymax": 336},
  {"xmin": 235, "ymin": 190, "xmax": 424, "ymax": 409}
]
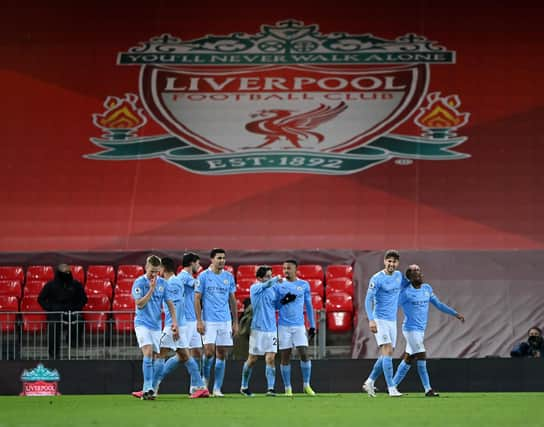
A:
[
  {"xmin": 276, "ymin": 259, "xmax": 316, "ymax": 396},
  {"xmin": 240, "ymin": 265, "xmax": 287, "ymax": 397},
  {"xmin": 195, "ymin": 248, "xmax": 239, "ymax": 397},
  {"xmin": 392, "ymin": 265, "xmax": 464, "ymax": 396},
  {"xmin": 362, "ymin": 250, "xmax": 408, "ymax": 397}
]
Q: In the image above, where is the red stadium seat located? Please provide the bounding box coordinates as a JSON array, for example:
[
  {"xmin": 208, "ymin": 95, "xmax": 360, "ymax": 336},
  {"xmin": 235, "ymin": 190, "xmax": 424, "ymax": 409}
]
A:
[
  {"xmin": 0, "ymin": 295, "xmax": 19, "ymax": 332},
  {"xmin": 26, "ymin": 265, "xmax": 54, "ymax": 282},
  {"xmin": 303, "ymin": 295, "xmax": 323, "ymax": 330},
  {"xmin": 271, "ymin": 265, "xmax": 284, "ymax": 277},
  {"xmin": 0, "ymin": 266, "xmax": 24, "ymax": 283},
  {"xmin": 83, "ymin": 294, "xmax": 111, "ymax": 332},
  {"xmin": 20, "ymin": 296, "xmax": 46, "ymax": 332},
  {"xmin": 297, "ymin": 265, "xmax": 324, "ymax": 281},
  {"xmin": 236, "ymin": 277, "xmax": 254, "ymax": 294},
  {"xmin": 325, "ymin": 292, "xmax": 353, "ymax": 312},
  {"xmin": 24, "ymin": 280, "xmax": 47, "ymax": 297},
  {"xmin": 308, "ymin": 279, "xmax": 324, "ymax": 297},
  {"xmin": 326, "ymin": 278, "xmax": 354, "ymax": 298},
  {"xmin": 112, "ymin": 294, "xmax": 135, "ymax": 332},
  {"xmin": 236, "ymin": 291, "xmax": 250, "ymax": 302},
  {"xmin": 236, "ymin": 299, "xmax": 244, "ymax": 313},
  {"xmin": 117, "ymin": 265, "xmax": 144, "ymax": 281},
  {"xmin": 70, "ymin": 265, "xmax": 85, "ymax": 284},
  {"xmin": 0, "ymin": 280, "xmax": 22, "ymax": 299},
  {"xmin": 236, "ymin": 265, "xmax": 258, "ymax": 281},
  {"xmin": 87, "ymin": 265, "xmax": 115, "ymax": 283},
  {"xmin": 85, "ymin": 279, "xmax": 113, "ymax": 300},
  {"xmin": 327, "ymin": 311, "xmax": 353, "ymax": 332},
  {"xmin": 311, "ymin": 294, "xmax": 324, "ymax": 310},
  {"xmin": 115, "ymin": 278, "xmax": 135, "ymax": 296},
  {"xmin": 326, "ymin": 264, "xmax": 353, "ymax": 281}
]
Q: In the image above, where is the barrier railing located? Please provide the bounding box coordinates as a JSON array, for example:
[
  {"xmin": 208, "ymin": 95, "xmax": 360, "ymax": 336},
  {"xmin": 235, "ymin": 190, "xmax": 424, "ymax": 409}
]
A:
[{"xmin": 0, "ymin": 310, "xmax": 327, "ymax": 360}]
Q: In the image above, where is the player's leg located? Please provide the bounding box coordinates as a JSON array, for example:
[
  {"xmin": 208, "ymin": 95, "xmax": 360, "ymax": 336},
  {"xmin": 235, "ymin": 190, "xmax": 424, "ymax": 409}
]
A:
[
  {"xmin": 297, "ymin": 345, "xmax": 315, "ymax": 396},
  {"xmin": 135, "ymin": 326, "xmax": 158, "ymax": 400},
  {"xmin": 415, "ymin": 351, "xmax": 438, "ymax": 396},
  {"xmin": 202, "ymin": 321, "xmax": 218, "ymax": 389},
  {"xmin": 378, "ymin": 319, "xmax": 401, "ymax": 396},
  {"xmin": 174, "ymin": 347, "xmax": 209, "ymax": 398},
  {"xmin": 213, "ymin": 322, "xmax": 233, "ymax": 396},
  {"xmin": 240, "ymin": 354, "xmax": 258, "ymax": 396},
  {"xmin": 152, "ymin": 347, "xmax": 171, "ymax": 396},
  {"xmin": 393, "ymin": 352, "xmax": 413, "ymax": 387},
  {"xmin": 264, "ymin": 351, "xmax": 277, "ymax": 396},
  {"xmin": 188, "ymin": 321, "xmax": 204, "ymax": 393},
  {"xmin": 278, "ymin": 326, "xmax": 293, "ymax": 395}
]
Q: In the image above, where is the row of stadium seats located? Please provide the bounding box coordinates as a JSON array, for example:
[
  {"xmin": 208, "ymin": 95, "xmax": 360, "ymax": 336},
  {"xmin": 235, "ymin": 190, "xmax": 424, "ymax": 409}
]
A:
[
  {"xmin": 0, "ymin": 263, "xmax": 355, "ymax": 332},
  {"xmin": 0, "ymin": 264, "xmax": 352, "ymax": 287}
]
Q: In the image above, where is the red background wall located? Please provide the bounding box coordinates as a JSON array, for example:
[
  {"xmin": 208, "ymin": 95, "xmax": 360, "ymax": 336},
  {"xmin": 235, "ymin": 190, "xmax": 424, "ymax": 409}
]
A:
[{"xmin": 2, "ymin": 1, "xmax": 543, "ymax": 252}]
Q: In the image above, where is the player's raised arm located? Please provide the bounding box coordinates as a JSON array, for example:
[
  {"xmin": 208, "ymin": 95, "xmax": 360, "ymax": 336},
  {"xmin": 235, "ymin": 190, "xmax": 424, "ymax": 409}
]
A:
[
  {"xmin": 429, "ymin": 290, "xmax": 459, "ymax": 318},
  {"xmin": 133, "ymin": 276, "xmax": 156, "ymax": 309}
]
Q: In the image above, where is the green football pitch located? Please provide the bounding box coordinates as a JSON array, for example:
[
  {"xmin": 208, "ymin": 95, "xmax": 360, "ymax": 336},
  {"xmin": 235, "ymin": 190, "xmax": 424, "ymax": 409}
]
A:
[{"xmin": 0, "ymin": 393, "xmax": 543, "ymax": 427}]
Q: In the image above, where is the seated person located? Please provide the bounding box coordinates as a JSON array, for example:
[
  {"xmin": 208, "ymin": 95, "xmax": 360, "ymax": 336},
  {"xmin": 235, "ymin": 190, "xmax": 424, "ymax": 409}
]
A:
[{"xmin": 511, "ymin": 327, "xmax": 543, "ymax": 358}]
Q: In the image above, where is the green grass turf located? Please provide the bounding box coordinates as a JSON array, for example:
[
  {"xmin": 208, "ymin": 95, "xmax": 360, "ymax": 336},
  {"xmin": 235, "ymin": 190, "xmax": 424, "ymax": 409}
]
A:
[{"xmin": 0, "ymin": 393, "xmax": 543, "ymax": 427}]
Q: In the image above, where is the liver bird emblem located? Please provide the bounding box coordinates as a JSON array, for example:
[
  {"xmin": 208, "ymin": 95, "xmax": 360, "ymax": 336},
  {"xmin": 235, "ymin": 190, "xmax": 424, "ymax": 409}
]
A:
[{"xmin": 245, "ymin": 102, "xmax": 348, "ymax": 148}]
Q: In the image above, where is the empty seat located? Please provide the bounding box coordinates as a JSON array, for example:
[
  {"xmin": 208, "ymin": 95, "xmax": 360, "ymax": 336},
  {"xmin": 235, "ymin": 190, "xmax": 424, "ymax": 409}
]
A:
[
  {"xmin": 83, "ymin": 294, "xmax": 111, "ymax": 333},
  {"xmin": 112, "ymin": 294, "xmax": 135, "ymax": 332},
  {"xmin": 117, "ymin": 265, "xmax": 144, "ymax": 282},
  {"xmin": 308, "ymin": 279, "xmax": 324, "ymax": 297},
  {"xmin": 0, "ymin": 280, "xmax": 22, "ymax": 299},
  {"xmin": 303, "ymin": 295, "xmax": 323, "ymax": 330},
  {"xmin": 236, "ymin": 277, "xmax": 254, "ymax": 294},
  {"xmin": 87, "ymin": 265, "xmax": 115, "ymax": 283},
  {"xmin": 115, "ymin": 278, "xmax": 135, "ymax": 296},
  {"xmin": 70, "ymin": 265, "xmax": 85, "ymax": 284},
  {"xmin": 327, "ymin": 311, "xmax": 353, "ymax": 332},
  {"xmin": 24, "ymin": 280, "xmax": 47, "ymax": 297},
  {"xmin": 85, "ymin": 279, "xmax": 113, "ymax": 300},
  {"xmin": 271, "ymin": 265, "xmax": 284, "ymax": 277},
  {"xmin": 326, "ymin": 278, "xmax": 354, "ymax": 298},
  {"xmin": 0, "ymin": 295, "xmax": 19, "ymax": 332},
  {"xmin": 26, "ymin": 265, "xmax": 54, "ymax": 282},
  {"xmin": 297, "ymin": 264, "xmax": 324, "ymax": 281},
  {"xmin": 326, "ymin": 264, "xmax": 353, "ymax": 281},
  {"xmin": 236, "ymin": 265, "xmax": 258, "ymax": 281},
  {"xmin": 0, "ymin": 266, "xmax": 24, "ymax": 283},
  {"xmin": 20, "ymin": 296, "xmax": 46, "ymax": 332},
  {"xmin": 325, "ymin": 292, "xmax": 353, "ymax": 312}
]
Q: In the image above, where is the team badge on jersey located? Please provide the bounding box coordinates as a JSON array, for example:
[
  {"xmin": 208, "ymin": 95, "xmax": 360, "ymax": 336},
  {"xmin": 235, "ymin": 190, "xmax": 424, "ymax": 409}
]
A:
[
  {"xmin": 88, "ymin": 20, "xmax": 470, "ymax": 175},
  {"xmin": 224, "ymin": 279, "xmax": 229, "ymax": 285}
]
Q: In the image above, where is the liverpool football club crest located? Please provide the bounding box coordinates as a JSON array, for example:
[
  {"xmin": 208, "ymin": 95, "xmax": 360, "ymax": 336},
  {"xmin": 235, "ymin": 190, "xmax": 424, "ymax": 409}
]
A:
[{"xmin": 87, "ymin": 20, "xmax": 470, "ymax": 175}]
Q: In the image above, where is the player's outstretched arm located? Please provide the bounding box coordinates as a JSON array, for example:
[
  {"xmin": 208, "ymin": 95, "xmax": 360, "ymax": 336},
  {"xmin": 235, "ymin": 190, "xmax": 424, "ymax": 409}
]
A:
[{"xmin": 429, "ymin": 293, "xmax": 458, "ymax": 317}]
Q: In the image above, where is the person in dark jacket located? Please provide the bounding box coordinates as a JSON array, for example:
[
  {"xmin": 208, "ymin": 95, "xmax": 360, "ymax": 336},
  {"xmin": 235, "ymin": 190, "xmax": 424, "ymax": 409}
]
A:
[
  {"xmin": 38, "ymin": 264, "xmax": 87, "ymax": 358},
  {"xmin": 511, "ymin": 327, "xmax": 544, "ymax": 358}
]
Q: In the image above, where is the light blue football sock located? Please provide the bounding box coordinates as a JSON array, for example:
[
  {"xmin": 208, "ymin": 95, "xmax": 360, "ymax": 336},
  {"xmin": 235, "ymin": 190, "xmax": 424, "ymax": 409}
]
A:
[
  {"xmin": 417, "ymin": 360, "xmax": 431, "ymax": 392},
  {"xmin": 241, "ymin": 362, "xmax": 253, "ymax": 389},
  {"xmin": 152, "ymin": 358, "xmax": 165, "ymax": 389},
  {"xmin": 369, "ymin": 356, "xmax": 383, "ymax": 381},
  {"xmin": 393, "ymin": 360, "xmax": 411, "ymax": 387},
  {"xmin": 213, "ymin": 359, "xmax": 226, "ymax": 391},
  {"xmin": 280, "ymin": 364, "xmax": 291, "ymax": 388},
  {"xmin": 203, "ymin": 355, "xmax": 214, "ymax": 381},
  {"xmin": 265, "ymin": 365, "xmax": 276, "ymax": 390},
  {"xmin": 300, "ymin": 360, "xmax": 312, "ymax": 386},
  {"xmin": 160, "ymin": 355, "xmax": 180, "ymax": 382},
  {"xmin": 142, "ymin": 356, "xmax": 154, "ymax": 392},
  {"xmin": 382, "ymin": 356, "xmax": 395, "ymax": 388},
  {"xmin": 185, "ymin": 357, "xmax": 204, "ymax": 388}
]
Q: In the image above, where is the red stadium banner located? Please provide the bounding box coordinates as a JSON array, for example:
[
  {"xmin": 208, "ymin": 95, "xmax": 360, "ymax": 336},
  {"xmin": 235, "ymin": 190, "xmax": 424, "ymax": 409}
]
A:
[{"xmin": 2, "ymin": 2, "xmax": 543, "ymax": 251}]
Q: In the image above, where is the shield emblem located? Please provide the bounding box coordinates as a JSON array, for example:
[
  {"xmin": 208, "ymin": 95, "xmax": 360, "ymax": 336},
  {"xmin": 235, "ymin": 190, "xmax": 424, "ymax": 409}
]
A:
[{"xmin": 140, "ymin": 63, "xmax": 428, "ymax": 154}]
